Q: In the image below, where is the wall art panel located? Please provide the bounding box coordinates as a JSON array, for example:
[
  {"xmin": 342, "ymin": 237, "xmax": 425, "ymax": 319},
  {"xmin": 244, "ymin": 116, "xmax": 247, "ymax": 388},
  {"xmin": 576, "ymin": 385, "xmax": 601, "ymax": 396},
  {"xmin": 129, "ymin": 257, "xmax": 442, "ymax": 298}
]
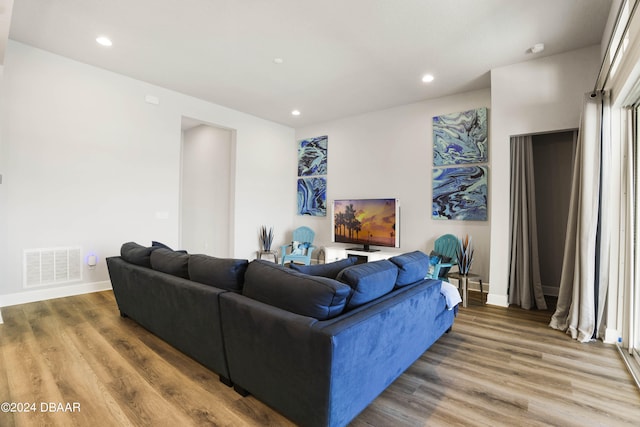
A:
[
  {"xmin": 433, "ymin": 108, "xmax": 488, "ymax": 166},
  {"xmin": 432, "ymin": 166, "xmax": 488, "ymax": 221},
  {"xmin": 297, "ymin": 177, "xmax": 327, "ymax": 216},
  {"xmin": 298, "ymin": 135, "xmax": 328, "ymax": 176}
]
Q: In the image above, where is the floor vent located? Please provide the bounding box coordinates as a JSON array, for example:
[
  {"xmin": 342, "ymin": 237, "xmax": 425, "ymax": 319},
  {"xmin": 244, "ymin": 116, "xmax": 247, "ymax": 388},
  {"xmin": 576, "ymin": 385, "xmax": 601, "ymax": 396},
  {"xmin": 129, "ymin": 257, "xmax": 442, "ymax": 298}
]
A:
[{"xmin": 23, "ymin": 247, "xmax": 82, "ymax": 288}]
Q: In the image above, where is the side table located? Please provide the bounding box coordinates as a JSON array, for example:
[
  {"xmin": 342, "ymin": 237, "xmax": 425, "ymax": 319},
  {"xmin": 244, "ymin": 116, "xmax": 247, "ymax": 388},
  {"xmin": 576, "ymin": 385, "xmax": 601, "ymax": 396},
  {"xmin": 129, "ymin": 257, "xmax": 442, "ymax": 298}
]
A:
[
  {"xmin": 447, "ymin": 272, "xmax": 483, "ymax": 308},
  {"xmin": 257, "ymin": 250, "xmax": 278, "ymax": 264}
]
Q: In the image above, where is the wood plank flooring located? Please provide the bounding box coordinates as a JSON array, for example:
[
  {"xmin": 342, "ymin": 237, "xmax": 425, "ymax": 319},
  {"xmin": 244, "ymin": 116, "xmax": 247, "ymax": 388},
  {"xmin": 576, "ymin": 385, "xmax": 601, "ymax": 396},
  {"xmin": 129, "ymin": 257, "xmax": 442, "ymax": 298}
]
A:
[{"xmin": 0, "ymin": 290, "xmax": 638, "ymax": 426}]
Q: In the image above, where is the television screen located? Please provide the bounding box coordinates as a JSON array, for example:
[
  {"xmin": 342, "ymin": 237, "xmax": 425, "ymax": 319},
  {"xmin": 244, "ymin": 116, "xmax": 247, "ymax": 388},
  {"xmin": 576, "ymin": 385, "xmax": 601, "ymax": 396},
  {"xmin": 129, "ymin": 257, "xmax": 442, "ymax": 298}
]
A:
[{"xmin": 332, "ymin": 198, "xmax": 399, "ymax": 251}]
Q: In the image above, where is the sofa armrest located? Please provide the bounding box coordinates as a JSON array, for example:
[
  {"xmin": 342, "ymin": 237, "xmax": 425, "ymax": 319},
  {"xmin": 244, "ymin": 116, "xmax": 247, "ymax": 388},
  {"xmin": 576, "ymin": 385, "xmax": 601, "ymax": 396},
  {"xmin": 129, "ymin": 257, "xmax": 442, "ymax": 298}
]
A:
[{"xmin": 313, "ymin": 279, "xmax": 453, "ymax": 426}]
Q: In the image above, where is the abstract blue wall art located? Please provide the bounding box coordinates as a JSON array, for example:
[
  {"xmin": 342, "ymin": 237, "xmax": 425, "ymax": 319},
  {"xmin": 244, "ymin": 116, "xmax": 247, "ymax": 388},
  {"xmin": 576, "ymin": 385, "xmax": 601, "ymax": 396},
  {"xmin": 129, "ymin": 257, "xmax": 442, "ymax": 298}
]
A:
[
  {"xmin": 432, "ymin": 166, "xmax": 488, "ymax": 221},
  {"xmin": 433, "ymin": 108, "xmax": 488, "ymax": 166},
  {"xmin": 297, "ymin": 177, "xmax": 327, "ymax": 216},
  {"xmin": 298, "ymin": 135, "xmax": 328, "ymax": 176}
]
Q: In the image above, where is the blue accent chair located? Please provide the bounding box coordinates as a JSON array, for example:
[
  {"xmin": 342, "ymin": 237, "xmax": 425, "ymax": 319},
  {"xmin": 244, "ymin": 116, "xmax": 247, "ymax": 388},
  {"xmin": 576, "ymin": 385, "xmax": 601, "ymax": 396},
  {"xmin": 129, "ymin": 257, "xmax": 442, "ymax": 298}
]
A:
[
  {"xmin": 426, "ymin": 234, "xmax": 458, "ymax": 281},
  {"xmin": 281, "ymin": 226, "xmax": 316, "ymax": 265}
]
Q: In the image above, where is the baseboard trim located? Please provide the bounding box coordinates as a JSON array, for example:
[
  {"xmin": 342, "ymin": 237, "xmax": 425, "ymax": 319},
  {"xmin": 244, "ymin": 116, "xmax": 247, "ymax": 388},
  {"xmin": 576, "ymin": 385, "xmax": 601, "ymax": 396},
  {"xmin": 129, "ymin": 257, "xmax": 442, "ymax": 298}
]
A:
[
  {"xmin": 486, "ymin": 293, "xmax": 509, "ymax": 307},
  {"xmin": 604, "ymin": 327, "xmax": 620, "ymax": 344},
  {"xmin": 0, "ymin": 281, "xmax": 112, "ymax": 308}
]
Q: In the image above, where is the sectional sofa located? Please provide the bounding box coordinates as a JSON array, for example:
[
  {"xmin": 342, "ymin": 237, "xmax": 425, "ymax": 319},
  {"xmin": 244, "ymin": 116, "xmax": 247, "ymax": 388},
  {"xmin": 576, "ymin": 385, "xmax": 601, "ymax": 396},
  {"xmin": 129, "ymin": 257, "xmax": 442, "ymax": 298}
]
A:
[{"xmin": 106, "ymin": 242, "xmax": 458, "ymax": 427}]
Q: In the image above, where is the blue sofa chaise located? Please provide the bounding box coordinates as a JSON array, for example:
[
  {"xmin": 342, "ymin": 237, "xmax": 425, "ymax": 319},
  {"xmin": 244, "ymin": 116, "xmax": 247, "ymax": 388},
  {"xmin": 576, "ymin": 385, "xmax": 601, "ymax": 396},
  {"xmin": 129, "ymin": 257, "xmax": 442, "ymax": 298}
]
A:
[{"xmin": 219, "ymin": 255, "xmax": 457, "ymax": 427}]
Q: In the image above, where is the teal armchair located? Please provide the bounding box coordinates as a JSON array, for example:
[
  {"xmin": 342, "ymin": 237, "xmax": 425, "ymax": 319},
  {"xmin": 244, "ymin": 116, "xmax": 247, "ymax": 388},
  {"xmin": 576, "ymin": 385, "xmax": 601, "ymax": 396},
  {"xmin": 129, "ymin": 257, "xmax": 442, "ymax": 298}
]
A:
[
  {"xmin": 281, "ymin": 226, "xmax": 316, "ymax": 266},
  {"xmin": 426, "ymin": 234, "xmax": 458, "ymax": 281}
]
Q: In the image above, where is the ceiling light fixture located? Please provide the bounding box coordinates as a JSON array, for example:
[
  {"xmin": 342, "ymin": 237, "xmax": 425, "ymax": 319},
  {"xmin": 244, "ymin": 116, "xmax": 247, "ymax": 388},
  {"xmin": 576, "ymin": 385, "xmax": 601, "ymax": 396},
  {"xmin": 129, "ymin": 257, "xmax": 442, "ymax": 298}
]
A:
[
  {"xmin": 421, "ymin": 74, "xmax": 434, "ymax": 83},
  {"xmin": 273, "ymin": 57, "xmax": 284, "ymax": 64},
  {"xmin": 291, "ymin": 110, "xmax": 301, "ymax": 116},
  {"xmin": 531, "ymin": 43, "xmax": 545, "ymax": 54},
  {"xmin": 96, "ymin": 36, "xmax": 113, "ymax": 47}
]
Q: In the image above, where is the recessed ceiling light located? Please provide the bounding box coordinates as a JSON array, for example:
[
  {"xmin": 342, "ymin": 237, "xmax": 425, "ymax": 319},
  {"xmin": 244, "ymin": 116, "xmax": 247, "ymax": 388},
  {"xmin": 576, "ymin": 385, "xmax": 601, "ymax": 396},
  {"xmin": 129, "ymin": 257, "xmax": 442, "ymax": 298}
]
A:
[
  {"xmin": 96, "ymin": 36, "xmax": 113, "ymax": 47},
  {"xmin": 421, "ymin": 74, "xmax": 435, "ymax": 83},
  {"xmin": 273, "ymin": 57, "xmax": 284, "ymax": 64},
  {"xmin": 291, "ymin": 110, "xmax": 301, "ymax": 116},
  {"xmin": 531, "ymin": 43, "xmax": 545, "ymax": 54}
]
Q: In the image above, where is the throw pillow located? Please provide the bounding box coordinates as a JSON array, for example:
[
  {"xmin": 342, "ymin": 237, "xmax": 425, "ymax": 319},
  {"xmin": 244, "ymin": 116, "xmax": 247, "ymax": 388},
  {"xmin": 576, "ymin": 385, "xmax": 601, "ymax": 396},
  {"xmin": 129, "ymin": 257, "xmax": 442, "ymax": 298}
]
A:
[
  {"xmin": 289, "ymin": 257, "xmax": 357, "ymax": 278},
  {"xmin": 290, "ymin": 241, "xmax": 306, "ymax": 255},
  {"xmin": 152, "ymin": 240, "xmax": 173, "ymax": 250},
  {"xmin": 152, "ymin": 241, "xmax": 188, "ymax": 254},
  {"xmin": 188, "ymin": 254, "xmax": 248, "ymax": 292},
  {"xmin": 150, "ymin": 248, "xmax": 190, "ymax": 279},
  {"xmin": 427, "ymin": 254, "xmax": 441, "ymax": 278},
  {"xmin": 336, "ymin": 259, "xmax": 398, "ymax": 309},
  {"xmin": 429, "ymin": 250, "xmax": 452, "ymax": 277},
  {"xmin": 243, "ymin": 260, "xmax": 351, "ymax": 320},
  {"xmin": 389, "ymin": 250, "xmax": 430, "ymax": 286}
]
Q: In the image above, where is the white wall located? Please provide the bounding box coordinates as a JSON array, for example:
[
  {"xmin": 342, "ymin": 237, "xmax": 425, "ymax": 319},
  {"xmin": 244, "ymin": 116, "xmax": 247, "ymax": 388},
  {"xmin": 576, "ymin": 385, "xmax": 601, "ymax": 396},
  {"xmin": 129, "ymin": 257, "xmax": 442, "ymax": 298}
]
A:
[
  {"xmin": 489, "ymin": 45, "xmax": 602, "ymax": 306},
  {"xmin": 181, "ymin": 124, "xmax": 233, "ymax": 256},
  {"xmin": 0, "ymin": 41, "xmax": 295, "ymax": 306},
  {"xmin": 295, "ymin": 88, "xmax": 492, "ymax": 278}
]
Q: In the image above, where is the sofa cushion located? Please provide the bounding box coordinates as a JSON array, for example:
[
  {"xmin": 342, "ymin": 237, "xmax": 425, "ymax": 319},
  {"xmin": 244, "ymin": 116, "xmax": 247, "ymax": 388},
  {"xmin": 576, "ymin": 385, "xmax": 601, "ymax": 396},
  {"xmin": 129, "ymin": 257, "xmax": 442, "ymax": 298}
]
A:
[
  {"xmin": 243, "ymin": 260, "xmax": 351, "ymax": 320},
  {"xmin": 189, "ymin": 254, "xmax": 248, "ymax": 292},
  {"xmin": 389, "ymin": 251, "xmax": 430, "ymax": 287},
  {"xmin": 337, "ymin": 259, "xmax": 398, "ymax": 309},
  {"xmin": 120, "ymin": 242, "xmax": 156, "ymax": 268},
  {"xmin": 150, "ymin": 248, "xmax": 190, "ymax": 279},
  {"xmin": 289, "ymin": 257, "xmax": 357, "ymax": 278}
]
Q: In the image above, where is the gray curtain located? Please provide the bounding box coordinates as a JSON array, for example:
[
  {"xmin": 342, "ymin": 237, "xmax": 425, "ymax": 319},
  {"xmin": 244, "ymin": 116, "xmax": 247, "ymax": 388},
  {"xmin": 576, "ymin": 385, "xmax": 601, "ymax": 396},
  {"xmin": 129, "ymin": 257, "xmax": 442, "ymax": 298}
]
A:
[
  {"xmin": 509, "ymin": 135, "xmax": 547, "ymax": 310},
  {"xmin": 550, "ymin": 91, "xmax": 610, "ymax": 342}
]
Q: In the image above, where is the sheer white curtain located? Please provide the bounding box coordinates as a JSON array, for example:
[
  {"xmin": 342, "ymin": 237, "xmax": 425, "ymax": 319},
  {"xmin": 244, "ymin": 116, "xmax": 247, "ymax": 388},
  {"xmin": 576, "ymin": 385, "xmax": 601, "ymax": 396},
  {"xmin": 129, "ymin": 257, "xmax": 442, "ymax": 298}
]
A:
[
  {"xmin": 508, "ymin": 135, "xmax": 547, "ymax": 310},
  {"xmin": 550, "ymin": 91, "xmax": 611, "ymax": 342}
]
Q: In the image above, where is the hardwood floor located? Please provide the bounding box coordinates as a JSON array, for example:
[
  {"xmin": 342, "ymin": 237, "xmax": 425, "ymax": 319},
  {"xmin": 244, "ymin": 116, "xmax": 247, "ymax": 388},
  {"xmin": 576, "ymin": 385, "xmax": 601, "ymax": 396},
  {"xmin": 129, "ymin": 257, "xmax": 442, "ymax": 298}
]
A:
[{"xmin": 1, "ymin": 290, "xmax": 638, "ymax": 426}]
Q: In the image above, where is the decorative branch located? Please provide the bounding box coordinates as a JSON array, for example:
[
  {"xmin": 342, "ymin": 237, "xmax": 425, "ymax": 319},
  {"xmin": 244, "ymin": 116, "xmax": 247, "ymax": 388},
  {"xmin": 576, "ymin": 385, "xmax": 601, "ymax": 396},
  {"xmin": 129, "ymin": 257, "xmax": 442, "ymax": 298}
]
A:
[
  {"xmin": 259, "ymin": 226, "xmax": 274, "ymax": 252},
  {"xmin": 456, "ymin": 234, "xmax": 474, "ymax": 275}
]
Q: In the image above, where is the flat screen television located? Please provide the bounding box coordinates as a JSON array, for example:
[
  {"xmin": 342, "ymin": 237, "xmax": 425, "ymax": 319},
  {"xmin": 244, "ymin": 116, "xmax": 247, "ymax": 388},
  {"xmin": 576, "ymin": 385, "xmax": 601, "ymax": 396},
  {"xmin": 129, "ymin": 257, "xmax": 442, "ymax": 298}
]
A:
[{"xmin": 332, "ymin": 198, "xmax": 399, "ymax": 252}]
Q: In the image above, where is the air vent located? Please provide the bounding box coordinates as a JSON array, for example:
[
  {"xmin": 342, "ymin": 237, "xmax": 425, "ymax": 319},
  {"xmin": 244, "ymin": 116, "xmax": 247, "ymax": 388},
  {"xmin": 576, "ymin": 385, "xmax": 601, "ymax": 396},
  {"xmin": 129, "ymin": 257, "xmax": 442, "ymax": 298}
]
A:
[{"xmin": 23, "ymin": 247, "xmax": 82, "ymax": 288}]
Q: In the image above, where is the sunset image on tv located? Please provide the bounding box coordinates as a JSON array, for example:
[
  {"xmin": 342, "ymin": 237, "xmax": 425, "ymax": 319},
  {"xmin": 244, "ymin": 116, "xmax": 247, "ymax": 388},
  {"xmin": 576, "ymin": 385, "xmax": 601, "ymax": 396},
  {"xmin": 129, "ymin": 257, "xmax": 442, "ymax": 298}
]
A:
[{"xmin": 333, "ymin": 199, "xmax": 397, "ymax": 247}]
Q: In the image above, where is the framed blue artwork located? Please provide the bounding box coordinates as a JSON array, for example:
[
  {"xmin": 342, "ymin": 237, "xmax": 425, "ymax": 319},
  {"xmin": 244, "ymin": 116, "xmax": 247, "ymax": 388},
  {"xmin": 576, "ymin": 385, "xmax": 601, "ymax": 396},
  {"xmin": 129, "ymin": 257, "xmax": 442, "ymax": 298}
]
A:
[
  {"xmin": 298, "ymin": 135, "xmax": 328, "ymax": 176},
  {"xmin": 297, "ymin": 177, "xmax": 327, "ymax": 216},
  {"xmin": 433, "ymin": 108, "xmax": 488, "ymax": 166},
  {"xmin": 432, "ymin": 166, "xmax": 488, "ymax": 221}
]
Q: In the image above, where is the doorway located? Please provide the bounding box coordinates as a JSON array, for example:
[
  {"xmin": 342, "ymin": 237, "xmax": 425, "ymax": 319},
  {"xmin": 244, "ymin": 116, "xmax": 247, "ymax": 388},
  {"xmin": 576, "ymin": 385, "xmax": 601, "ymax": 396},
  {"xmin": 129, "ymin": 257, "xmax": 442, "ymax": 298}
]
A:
[
  {"xmin": 180, "ymin": 117, "xmax": 236, "ymax": 256},
  {"xmin": 531, "ymin": 130, "xmax": 576, "ymax": 296}
]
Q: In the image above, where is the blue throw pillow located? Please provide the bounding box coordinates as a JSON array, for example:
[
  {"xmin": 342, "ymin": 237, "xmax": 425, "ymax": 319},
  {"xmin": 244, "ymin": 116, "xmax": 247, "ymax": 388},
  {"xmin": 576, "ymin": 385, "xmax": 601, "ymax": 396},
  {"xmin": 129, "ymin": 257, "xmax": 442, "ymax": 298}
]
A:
[
  {"xmin": 188, "ymin": 254, "xmax": 249, "ymax": 292},
  {"xmin": 289, "ymin": 257, "xmax": 357, "ymax": 278},
  {"xmin": 389, "ymin": 250, "xmax": 430, "ymax": 286},
  {"xmin": 336, "ymin": 260, "xmax": 398, "ymax": 309},
  {"xmin": 152, "ymin": 241, "xmax": 188, "ymax": 254}
]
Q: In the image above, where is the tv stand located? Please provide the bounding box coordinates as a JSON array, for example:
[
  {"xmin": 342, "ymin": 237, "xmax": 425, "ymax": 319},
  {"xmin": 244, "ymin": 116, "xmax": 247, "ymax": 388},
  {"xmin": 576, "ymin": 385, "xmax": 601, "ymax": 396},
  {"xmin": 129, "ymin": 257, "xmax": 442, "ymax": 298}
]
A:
[
  {"xmin": 323, "ymin": 246, "xmax": 400, "ymax": 264},
  {"xmin": 346, "ymin": 248, "xmax": 396, "ymax": 264}
]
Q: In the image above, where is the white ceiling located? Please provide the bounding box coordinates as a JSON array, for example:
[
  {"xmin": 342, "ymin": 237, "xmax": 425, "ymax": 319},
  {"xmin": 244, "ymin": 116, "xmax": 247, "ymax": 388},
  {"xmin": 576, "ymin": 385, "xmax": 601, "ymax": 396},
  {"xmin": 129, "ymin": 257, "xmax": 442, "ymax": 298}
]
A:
[{"xmin": 6, "ymin": 0, "xmax": 613, "ymax": 128}]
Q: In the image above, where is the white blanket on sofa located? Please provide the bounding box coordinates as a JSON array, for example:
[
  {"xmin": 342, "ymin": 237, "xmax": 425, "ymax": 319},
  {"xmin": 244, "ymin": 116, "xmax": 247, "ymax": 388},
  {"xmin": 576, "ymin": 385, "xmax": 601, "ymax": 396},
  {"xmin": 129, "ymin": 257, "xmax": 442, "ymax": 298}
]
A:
[{"xmin": 440, "ymin": 280, "xmax": 462, "ymax": 310}]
